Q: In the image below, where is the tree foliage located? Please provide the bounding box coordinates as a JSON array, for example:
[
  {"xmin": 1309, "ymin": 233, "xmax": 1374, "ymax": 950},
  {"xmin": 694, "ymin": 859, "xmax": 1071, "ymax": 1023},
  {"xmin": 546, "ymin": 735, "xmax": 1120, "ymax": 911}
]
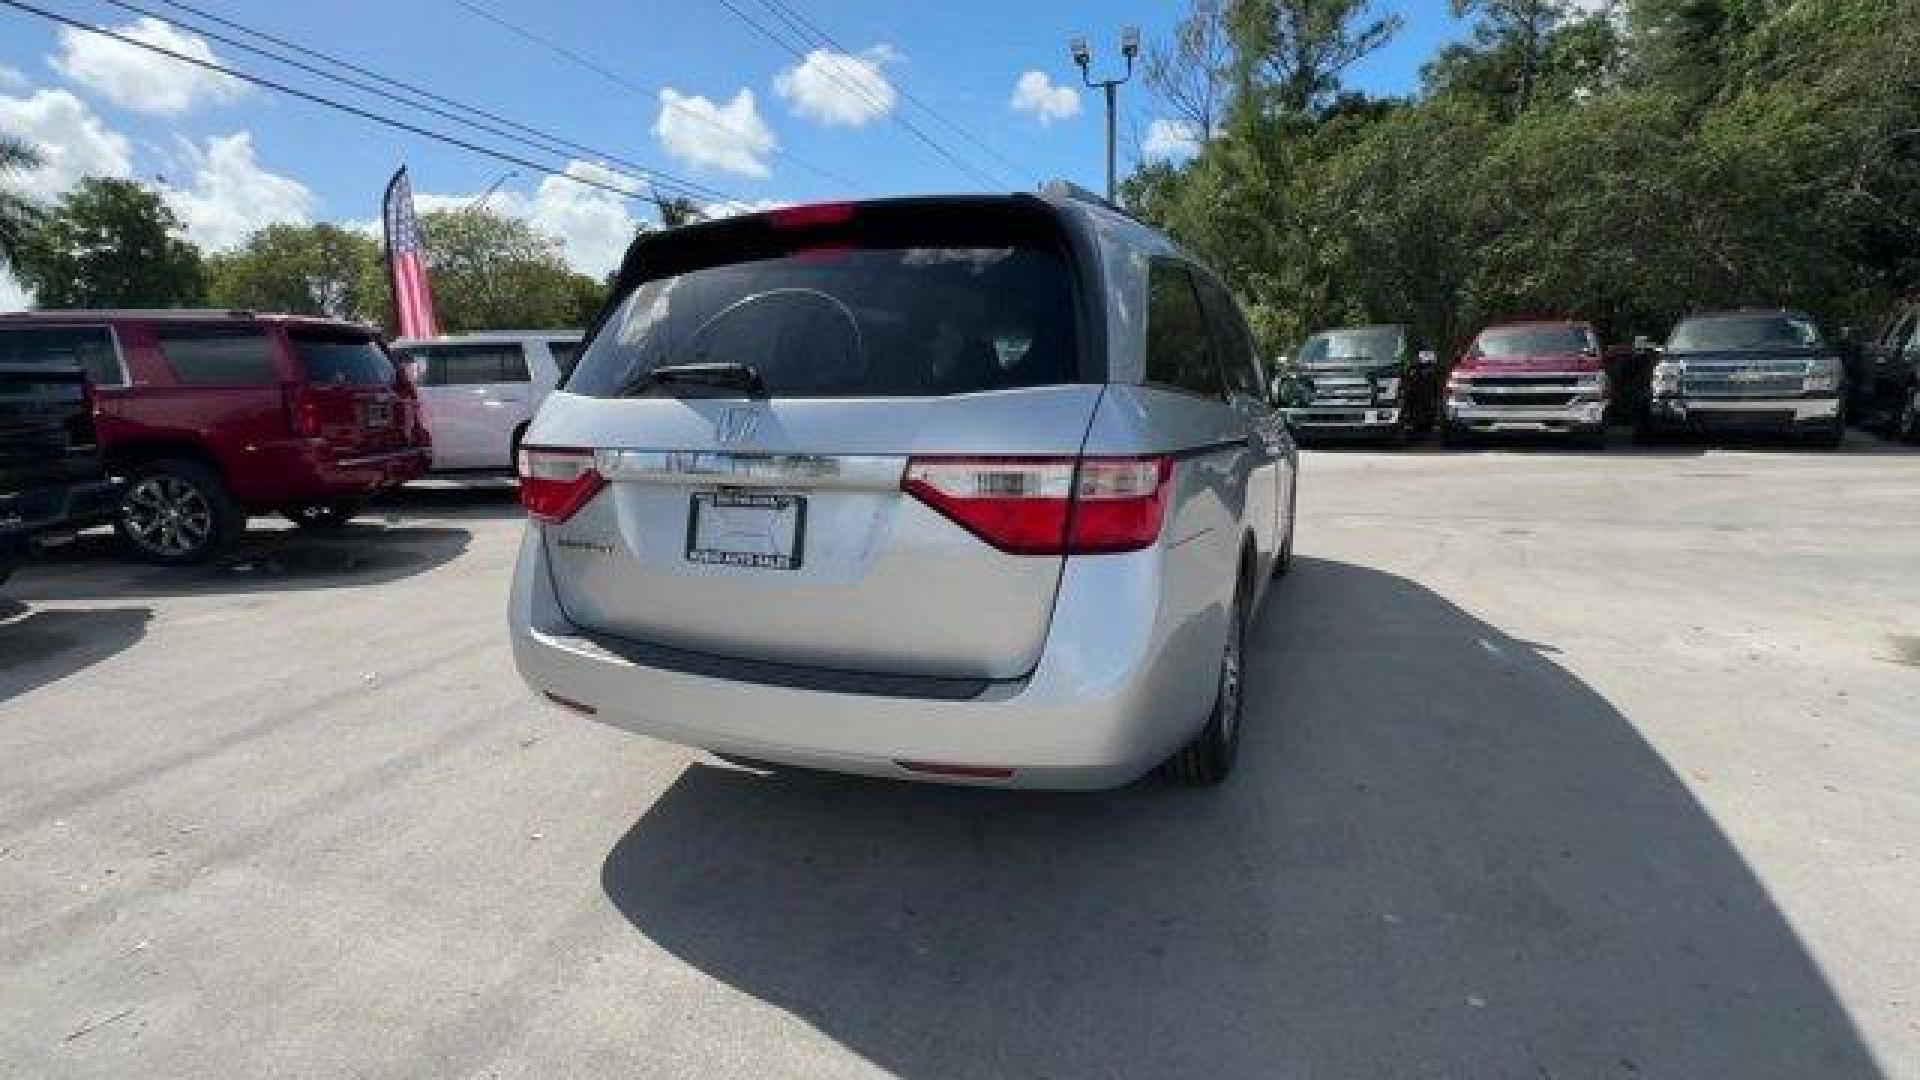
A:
[
  {"xmin": 13, "ymin": 178, "xmax": 205, "ymax": 309},
  {"xmin": 0, "ymin": 136, "xmax": 43, "ymax": 272},
  {"xmin": 412, "ymin": 208, "xmax": 604, "ymax": 333},
  {"xmin": 206, "ymin": 223, "xmax": 385, "ymax": 321},
  {"xmin": 1130, "ymin": 0, "xmax": 1920, "ymax": 358}
]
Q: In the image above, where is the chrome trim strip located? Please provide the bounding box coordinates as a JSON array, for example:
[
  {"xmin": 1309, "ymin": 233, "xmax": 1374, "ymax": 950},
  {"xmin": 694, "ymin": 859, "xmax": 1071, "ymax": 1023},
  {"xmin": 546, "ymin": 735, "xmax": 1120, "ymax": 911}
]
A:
[{"xmin": 595, "ymin": 450, "xmax": 905, "ymax": 490}]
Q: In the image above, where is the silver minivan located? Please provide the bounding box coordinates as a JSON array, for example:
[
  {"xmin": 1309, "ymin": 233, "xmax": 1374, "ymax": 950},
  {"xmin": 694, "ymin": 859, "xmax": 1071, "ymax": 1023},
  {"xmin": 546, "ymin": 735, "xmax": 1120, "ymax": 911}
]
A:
[{"xmin": 510, "ymin": 186, "xmax": 1297, "ymax": 789}]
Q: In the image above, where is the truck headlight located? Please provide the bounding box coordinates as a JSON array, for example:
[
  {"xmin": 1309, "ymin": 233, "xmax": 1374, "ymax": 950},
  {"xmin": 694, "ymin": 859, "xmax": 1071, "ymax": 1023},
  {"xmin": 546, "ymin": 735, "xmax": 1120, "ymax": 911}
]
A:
[
  {"xmin": 1804, "ymin": 357, "xmax": 1841, "ymax": 393},
  {"xmin": 1374, "ymin": 376, "xmax": 1401, "ymax": 402},
  {"xmin": 1652, "ymin": 362, "xmax": 1682, "ymax": 394}
]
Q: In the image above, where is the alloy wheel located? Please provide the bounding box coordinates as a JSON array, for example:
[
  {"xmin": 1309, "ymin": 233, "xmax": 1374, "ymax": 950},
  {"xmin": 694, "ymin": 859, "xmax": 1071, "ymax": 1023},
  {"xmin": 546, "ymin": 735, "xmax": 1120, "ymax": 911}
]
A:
[{"xmin": 122, "ymin": 475, "xmax": 214, "ymax": 557}]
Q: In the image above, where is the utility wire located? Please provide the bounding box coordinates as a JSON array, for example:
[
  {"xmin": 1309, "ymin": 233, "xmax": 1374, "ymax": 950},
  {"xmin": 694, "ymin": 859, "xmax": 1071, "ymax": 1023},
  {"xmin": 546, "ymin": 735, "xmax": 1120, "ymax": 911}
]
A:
[
  {"xmin": 0, "ymin": 0, "xmax": 735, "ymax": 205},
  {"xmin": 101, "ymin": 0, "xmax": 734, "ymax": 205},
  {"xmin": 759, "ymin": 0, "xmax": 1029, "ymax": 186},
  {"xmin": 711, "ymin": 0, "xmax": 1003, "ymax": 189},
  {"xmin": 450, "ymin": 0, "xmax": 866, "ymax": 194}
]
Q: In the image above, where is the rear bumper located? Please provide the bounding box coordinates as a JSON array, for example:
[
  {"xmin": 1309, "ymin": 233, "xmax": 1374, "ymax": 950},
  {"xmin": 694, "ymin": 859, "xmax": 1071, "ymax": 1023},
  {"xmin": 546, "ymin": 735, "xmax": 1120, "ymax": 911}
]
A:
[
  {"xmin": 509, "ymin": 528, "xmax": 1224, "ymax": 790},
  {"xmin": 233, "ymin": 442, "xmax": 431, "ymax": 508},
  {"xmin": 1648, "ymin": 396, "xmax": 1840, "ymax": 430}
]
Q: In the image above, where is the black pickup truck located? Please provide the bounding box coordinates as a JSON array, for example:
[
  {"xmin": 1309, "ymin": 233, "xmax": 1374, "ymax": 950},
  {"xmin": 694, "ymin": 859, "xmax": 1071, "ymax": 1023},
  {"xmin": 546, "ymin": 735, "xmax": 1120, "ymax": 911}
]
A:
[{"xmin": 1, "ymin": 363, "xmax": 117, "ymax": 586}]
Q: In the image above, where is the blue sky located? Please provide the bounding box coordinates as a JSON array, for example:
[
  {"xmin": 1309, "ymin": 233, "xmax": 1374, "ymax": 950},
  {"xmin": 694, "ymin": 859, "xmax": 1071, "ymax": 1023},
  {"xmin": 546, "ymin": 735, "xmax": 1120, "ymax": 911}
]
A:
[{"xmin": 0, "ymin": 0, "xmax": 1469, "ymax": 294}]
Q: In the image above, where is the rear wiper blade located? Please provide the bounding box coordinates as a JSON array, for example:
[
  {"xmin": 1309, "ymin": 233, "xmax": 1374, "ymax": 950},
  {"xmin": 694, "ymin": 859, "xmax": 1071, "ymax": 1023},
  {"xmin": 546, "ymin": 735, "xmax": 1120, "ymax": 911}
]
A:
[{"xmin": 622, "ymin": 362, "xmax": 767, "ymax": 398}]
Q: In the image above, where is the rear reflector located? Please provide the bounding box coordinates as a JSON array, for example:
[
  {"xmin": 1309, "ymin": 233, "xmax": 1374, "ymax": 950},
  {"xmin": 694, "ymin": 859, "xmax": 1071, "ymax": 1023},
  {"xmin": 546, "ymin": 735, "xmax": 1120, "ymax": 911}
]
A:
[
  {"xmin": 902, "ymin": 455, "xmax": 1172, "ymax": 555},
  {"xmin": 518, "ymin": 446, "xmax": 606, "ymax": 524},
  {"xmin": 897, "ymin": 761, "xmax": 1016, "ymax": 780}
]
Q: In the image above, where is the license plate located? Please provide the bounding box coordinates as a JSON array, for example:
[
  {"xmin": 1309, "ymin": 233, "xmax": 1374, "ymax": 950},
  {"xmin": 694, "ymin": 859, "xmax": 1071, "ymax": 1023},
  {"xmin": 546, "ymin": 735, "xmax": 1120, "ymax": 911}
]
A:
[{"xmin": 685, "ymin": 491, "xmax": 805, "ymax": 570}]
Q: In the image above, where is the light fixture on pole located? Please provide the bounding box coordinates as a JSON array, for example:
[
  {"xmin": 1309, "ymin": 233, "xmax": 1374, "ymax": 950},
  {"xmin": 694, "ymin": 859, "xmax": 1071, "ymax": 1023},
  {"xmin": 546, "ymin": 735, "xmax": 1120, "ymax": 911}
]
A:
[{"xmin": 1070, "ymin": 25, "xmax": 1139, "ymax": 201}]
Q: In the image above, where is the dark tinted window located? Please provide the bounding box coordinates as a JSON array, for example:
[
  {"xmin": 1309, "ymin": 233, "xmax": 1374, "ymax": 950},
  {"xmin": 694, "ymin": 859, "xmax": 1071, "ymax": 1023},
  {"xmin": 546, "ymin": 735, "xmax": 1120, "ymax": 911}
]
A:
[
  {"xmin": 401, "ymin": 343, "xmax": 531, "ymax": 386},
  {"xmin": 1145, "ymin": 260, "xmax": 1221, "ymax": 397},
  {"xmin": 291, "ymin": 332, "xmax": 394, "ymax": 385},
  {"xmin": 1474, "ymin": 324, "xmax": 1597, "ymax": 357},
  {"xmin": 569, "ymin": 247, "xmax": 1078, "ymax": 398},
  {"xmin": 156, "ymin": 326, "xmax": 278, "ymax": 385},
  {"xmin": 1668, "ymin": 314, "xmax": 1820, "ymax": 352},
  {"xmin": 548, "ymin": 340, "xmax": 582, "ymax": 380},
  {"xmin": 0, "ymin": 325, "xmax": 122, "ymax": 384},
  {"xmin": 1193, "ymin": 272, "xmax": 1261, "ymax": 397}
]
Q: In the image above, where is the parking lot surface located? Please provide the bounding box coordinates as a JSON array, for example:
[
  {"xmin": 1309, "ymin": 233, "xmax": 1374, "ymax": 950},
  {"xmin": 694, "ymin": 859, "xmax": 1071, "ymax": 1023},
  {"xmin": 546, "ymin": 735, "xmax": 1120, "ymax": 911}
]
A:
[{"xmin": 3, "ymin": 441, "xmax": 1917, "ymax": 1079}]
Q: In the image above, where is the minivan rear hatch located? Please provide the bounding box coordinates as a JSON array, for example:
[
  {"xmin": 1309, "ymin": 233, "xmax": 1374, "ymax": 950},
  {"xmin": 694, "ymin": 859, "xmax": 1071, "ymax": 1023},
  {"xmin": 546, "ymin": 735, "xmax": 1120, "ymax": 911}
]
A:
[{"xmin": 536, "ymin": 198, "xmax": 1103, "ymax": 681}]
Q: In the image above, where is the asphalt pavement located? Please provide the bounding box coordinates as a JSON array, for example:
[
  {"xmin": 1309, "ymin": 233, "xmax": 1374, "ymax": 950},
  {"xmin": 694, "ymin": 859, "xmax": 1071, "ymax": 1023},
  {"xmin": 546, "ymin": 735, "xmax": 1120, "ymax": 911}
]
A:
[{"xmin": 2, "ymin": 439, "xmax": 1916, "ymax": 1079}]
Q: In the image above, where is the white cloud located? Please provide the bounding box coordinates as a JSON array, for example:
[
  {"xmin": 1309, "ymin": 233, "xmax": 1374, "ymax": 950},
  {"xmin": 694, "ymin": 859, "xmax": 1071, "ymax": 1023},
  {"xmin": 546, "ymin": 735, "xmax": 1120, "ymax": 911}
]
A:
[
  {"xmin": 0, "ymin": 64, "xmax": 26, "ymax": 91},
  {"xmin": 1141, "ymin": 118, "xmax": 1202, "ymax": 161},
  {"xmin": 1009, "ymin": 70, "xmax": 1080, "ymax": 125},
  {"xmin": 774, "ymin": 47, "xmax": 897, "ymax": 127},
  {"xmin": 160, "ymin": 131, "xmax": 314, "ymax": 251},
  {"xmin": 0, "ymin": 269, "xmax": 31, "ymax": 312},
  {"xmin": 0, "ymin": 87, "xmax": 133, "ymax": 200},
  {"xmin": 50, "ymin": 16, "xmax": 246, "ymax": 115},
  {"xmin": 654, "ymin": 87, "xmax": 776, "ymax": 177}
]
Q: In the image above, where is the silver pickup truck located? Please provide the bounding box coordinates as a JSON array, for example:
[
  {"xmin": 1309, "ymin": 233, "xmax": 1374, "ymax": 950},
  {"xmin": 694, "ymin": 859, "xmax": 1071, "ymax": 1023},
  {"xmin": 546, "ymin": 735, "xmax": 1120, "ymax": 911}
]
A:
[{"xmin": 1642, "ymin": 310, "xmax": 1847, "ymax": 448}]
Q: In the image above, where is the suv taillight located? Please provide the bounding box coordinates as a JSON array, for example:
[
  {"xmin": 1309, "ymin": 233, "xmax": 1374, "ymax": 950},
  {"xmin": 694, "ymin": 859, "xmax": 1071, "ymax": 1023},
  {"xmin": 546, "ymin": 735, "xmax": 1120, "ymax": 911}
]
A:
[
  {"xmin": 903, "ymin": 455, "xmax": 1172, "ymax": 555},
  {"xmin": 518, "ymin": 446, "xmax": 605, "ymax": 524},
  {"xmin": 284, "ymin": 383, "xmax": 321, "ymax": 437}
]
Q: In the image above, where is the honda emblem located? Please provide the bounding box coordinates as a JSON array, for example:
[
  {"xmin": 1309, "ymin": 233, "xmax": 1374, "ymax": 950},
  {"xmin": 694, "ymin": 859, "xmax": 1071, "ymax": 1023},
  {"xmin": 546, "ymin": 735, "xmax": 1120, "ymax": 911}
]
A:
[{"xmin": 716, "ymin": 407, "xmax": 760, "ymax": 445}]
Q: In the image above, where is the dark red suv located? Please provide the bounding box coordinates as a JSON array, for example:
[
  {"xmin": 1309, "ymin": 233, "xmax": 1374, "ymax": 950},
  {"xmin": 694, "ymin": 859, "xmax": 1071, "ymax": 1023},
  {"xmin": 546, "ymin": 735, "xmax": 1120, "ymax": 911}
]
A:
[{"xmin": 0, "ymin": 310, "xmax": 430, "ymax": 563}]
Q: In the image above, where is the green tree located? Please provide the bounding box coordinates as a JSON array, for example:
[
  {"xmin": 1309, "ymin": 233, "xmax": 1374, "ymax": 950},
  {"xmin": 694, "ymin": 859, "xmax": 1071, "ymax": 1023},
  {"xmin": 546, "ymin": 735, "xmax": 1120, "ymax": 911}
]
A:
[
  {"xmin": 1225, "ymin": 0, "xmax": 1402, "ymax": 119},
  {"xmin": 413, "ymin": 207, "xmax": 600, "ymax": 333},
  {"xmin": 14, "ymin": 177, "xmax": 205, "ymax": 308},
  {"xmin": 206, "ymin": 223, "xmax": 385, "ymax": 321},
  {"xmin": 1, "ymin": 136, "xmax": 44, "ymax": 276}
]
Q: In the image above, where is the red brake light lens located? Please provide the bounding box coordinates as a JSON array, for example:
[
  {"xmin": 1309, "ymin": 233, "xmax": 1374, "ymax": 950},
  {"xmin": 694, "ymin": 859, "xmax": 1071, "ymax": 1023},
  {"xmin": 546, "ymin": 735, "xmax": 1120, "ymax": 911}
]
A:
[
  {"xmin": 770, "ymin": 202, "xmax": 855, "ymax": 229},
  {"xmin": 284, "ymin": 383, "xmax": 321, "ymax": 438},
  {"xmin": 518, "ymin": 446, "xmax": 605, "ymax": 524},
  {"xmin": 902, "ymin": 455, "xmax": 1172, "ymax": 556}
]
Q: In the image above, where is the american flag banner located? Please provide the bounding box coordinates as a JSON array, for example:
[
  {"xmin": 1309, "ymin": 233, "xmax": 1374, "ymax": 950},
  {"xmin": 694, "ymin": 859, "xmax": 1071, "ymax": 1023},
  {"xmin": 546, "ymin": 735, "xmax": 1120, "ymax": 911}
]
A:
[{"xmin": 382, "ymin": 166, "xmax": 440, "ymax": 338}]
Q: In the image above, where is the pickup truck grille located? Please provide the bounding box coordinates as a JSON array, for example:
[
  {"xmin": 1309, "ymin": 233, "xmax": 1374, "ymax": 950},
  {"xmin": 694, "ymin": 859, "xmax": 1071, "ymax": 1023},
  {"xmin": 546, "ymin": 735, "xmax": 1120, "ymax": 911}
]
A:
[
  {"xmin": 1460, "ymin": 375, "xmax": 1584, "ymax": 409},
  {"xmin": 1681, "ymin": 372, "xmax": 1806, "ymax": 399},
  {"xmin": 1303, "ymin": 375, "xmax": 1372, "ymax": 405}
]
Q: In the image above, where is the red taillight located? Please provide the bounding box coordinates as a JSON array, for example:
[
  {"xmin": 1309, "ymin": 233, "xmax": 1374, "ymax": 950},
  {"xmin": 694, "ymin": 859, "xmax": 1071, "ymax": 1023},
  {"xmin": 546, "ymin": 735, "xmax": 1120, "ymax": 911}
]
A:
[
  {"xmin": 518, "ymin": 446, "xmax": 605, "ymax": 524},
  {"xmin": 284, "ymin": 383, "xmax": 320, "ymax": 437},
  {"xmin": 902, "ymin": 455, "xmax": 1172, "ymax": 556},
  {"xmin": 770, "ymin": 202, "xmax": 854, "ymax": 229}
]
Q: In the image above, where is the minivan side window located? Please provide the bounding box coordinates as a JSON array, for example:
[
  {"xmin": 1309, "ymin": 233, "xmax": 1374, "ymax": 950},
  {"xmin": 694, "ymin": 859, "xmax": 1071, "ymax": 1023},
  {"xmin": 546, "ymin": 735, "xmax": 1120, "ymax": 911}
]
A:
[
  {"xmin": 155, "ymin": 325, "xmax": 279, "ymax": 385},
  {"xmin": 1145, "ymin": 260, "xmax": 1222, "ymax": 398},
  {"xmin": 412, "ymin": 343, "xmax": 531, "ymax": 386},
  {"xmin": 0, "ymin": 325, "xmax": 123, "ymax": 385},
  {"xmin": 1192, "ymin": 271, "xmax": 1262, "ymax": 399}
]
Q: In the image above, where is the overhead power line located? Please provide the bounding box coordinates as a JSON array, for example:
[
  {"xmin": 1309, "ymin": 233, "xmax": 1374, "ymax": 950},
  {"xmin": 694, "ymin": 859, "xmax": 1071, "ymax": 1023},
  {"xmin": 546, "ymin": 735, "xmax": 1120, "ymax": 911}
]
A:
[
  {"xmin": 100, "ymin": 0, "xmax": 734, "ymax": 206},
  {"xmin": 710, "ymin": 0, "xmax": 1004, "ymax": 190},
  {"xmin": 757, "ymin": 0, "xmax": 1029, "ymax": 186},
  {"xmin": 450, "ymin": 0, "xmax": 867, "ymax": 195},
  {"xmin": 0, "ymin": 0, "xmax": 736, "ymax": 206}
]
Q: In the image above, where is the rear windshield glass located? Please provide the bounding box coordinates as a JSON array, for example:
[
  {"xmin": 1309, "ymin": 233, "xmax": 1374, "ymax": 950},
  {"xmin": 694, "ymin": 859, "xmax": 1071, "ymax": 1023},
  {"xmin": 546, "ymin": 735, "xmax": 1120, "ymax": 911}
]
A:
[
  {"xmin": 1474, "ymin": 324, "xmax": 1596, "ymax": 357},
  {"xmin": 395, "ymin": 342, "xmax": 531, "ymax": 386},
  {"xmin": 292, "ymin": 333, "xmax": 395, "ymax": 385},
  {"xmin": 1668, "ymin": 314, "xmax": 1820, "ymax": 352},
  {"xmin": 569, "ymin": 240, "xmax": 1079, "ymax": 398},
  {"xmin": 0, "ymin": 325, "xmax": 122, "ymax": 384},
  {"xmin": 1298, "ymin": 326, "xmax": 1402, "ymax": 365}
]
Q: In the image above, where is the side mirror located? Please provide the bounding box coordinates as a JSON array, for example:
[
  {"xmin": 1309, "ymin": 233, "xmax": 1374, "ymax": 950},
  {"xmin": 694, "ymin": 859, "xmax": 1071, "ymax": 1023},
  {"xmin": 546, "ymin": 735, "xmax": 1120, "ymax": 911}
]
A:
[{"xmin": 1415, "ymin": 349, "xmax": 1437, "ymax": 368}]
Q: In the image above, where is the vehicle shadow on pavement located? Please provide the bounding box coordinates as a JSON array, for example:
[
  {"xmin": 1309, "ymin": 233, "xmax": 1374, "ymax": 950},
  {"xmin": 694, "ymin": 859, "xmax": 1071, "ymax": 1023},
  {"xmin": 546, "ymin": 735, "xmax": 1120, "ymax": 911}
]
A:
[
  {"xmin": 0, "ymin": 604, "xmax": 151, "ymax": 704},
  {"xmin": 4, "ymin": 523, "xmax": 472, "ymax": 603},
  {"xmin": 372, "ymin": 481, "xmax": 527, "ymax": 522},
  {"xmin": 599, "ymin": 557, "xmax": 1882, "ymax": 1079}
]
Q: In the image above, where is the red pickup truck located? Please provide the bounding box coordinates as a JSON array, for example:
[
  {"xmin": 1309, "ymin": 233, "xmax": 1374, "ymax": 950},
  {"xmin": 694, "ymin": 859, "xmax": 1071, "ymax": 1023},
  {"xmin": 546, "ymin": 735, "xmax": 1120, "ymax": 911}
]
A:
[
  {"xmin": 1440, "ymin": 319, "xmax": 1613, "ymax": 449},
  {"xmin": 0, "ymin": 310, "xmax": 431, "ymax": 563}
]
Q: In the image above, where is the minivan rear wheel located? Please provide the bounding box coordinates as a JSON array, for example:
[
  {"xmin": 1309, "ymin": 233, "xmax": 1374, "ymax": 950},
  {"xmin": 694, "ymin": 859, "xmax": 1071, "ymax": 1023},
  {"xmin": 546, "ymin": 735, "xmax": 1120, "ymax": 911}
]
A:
[
  {"xmin": 1163, "ymin": 583, "xmax": 1246, "ymax": 787},
  {"xmin": 116, "ymin": 458, "xmax": 244, "ymax": 565}
]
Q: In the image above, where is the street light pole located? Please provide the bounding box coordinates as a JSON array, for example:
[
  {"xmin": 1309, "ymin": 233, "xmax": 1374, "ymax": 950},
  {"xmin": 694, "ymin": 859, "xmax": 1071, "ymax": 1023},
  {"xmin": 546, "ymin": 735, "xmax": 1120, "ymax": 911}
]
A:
[{"xmin": 1070, "ymin": 26, "xmax": 1140, "ymax": 202}]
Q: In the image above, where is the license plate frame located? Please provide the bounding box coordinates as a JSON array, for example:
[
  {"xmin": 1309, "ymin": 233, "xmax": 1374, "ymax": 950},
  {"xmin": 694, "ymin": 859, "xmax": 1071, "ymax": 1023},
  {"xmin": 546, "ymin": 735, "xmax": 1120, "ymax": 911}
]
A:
[{"xmin": 685, "ymin": 490, "xmax": 806, "ymax": 570}]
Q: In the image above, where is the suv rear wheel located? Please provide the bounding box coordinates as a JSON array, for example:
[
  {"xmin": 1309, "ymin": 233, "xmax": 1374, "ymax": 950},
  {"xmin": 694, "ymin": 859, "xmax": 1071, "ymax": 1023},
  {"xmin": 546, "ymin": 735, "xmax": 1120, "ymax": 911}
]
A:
[
  {"xmin": 117, "ymin": 458, "xmax": 244, "ymax": 565},
  {"xmin": 1163, "ymin": 576, "xmax": 1247, "ymax": 786},
  {"xmin": 1899, "ymin": 388, "xmax": 1920, "ymax": 444}
]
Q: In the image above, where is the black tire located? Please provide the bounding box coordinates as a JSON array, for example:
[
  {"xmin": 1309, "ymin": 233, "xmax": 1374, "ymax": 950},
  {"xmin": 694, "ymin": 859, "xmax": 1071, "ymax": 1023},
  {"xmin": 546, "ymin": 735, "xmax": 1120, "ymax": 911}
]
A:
[
  {"xmin": 0, "ymin": 562, "xmax": 13, "ymax": 590},
  {"xmin": 283, "ymin": 502, "xmax": 361, "ymax": 529},
  {"xmin": 1803, "ymin": 423, "xmax": 1846, "ymax": 450},
  {"xmin": 115, "ymin": 458, "xmax": 244, "ymax": 565},
  {"xmin": 1579, "ymin": 427, "xmax": 1609, "ymax": 452},
  {"xmin": 1439, "ymin": 421, "xmax": 1466, "ymax": 449},
  {"xmin": 1385, "ymin": 421, "xmax": 1411, "ymax": 448},
  {"xmin": 1162, "ymin": 576, "xmax": 1247, "ymax": 787},
  {"xmin": 1633, "ymin": 421, "xmax": 1669, "ymax": 446},
  {"xmin": 1898, "ymin": 390, "xmax": 1920, "ymax": 445}
]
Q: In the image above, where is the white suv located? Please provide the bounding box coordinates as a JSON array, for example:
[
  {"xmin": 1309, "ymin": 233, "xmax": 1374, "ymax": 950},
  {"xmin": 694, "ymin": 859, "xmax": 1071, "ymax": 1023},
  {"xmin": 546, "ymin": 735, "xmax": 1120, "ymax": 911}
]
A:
[{"xmin": 392, "ymin": 332, "xmax": 582, "ymax": 471}]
